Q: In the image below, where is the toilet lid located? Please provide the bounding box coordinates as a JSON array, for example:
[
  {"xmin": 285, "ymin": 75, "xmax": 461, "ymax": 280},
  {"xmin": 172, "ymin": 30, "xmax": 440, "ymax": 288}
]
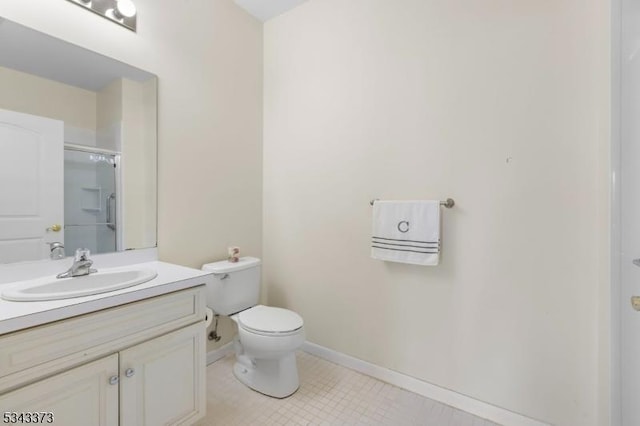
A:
[{"xmin": 238, "ymin": 305, "xmax": 303, "ymax": 334}]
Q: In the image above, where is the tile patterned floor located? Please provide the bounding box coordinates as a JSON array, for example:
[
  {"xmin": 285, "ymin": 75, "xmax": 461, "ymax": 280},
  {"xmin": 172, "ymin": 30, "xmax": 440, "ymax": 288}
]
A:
[{"xmin": 196, "ymin": 351, "xmax": 501, "ymax": 426}]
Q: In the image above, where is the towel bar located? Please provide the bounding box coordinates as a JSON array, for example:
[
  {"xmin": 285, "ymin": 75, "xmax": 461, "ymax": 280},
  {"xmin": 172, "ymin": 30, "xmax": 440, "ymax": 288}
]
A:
[{"xmin": 369, "ymin": 198, "xmax": 455, "ymax": 208}]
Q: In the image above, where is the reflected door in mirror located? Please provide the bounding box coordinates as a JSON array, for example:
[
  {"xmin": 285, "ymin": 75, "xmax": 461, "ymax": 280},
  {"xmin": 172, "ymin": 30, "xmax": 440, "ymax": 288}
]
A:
[{"xmin": 0, "ymin": 109, "xmax": 63, "ymax": 263}]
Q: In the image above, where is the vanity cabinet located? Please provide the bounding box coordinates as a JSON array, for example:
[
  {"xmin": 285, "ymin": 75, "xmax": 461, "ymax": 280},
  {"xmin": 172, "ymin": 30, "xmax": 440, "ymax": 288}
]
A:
[
  {"xmin": 0, "ymin": 287, "xmax": 207, "ymax": 426},
  {"xmin": 120, "ymin": 322, "xmax": 205, "ymax": 425},
  {"xmin": 1, "ymin": 354, "xmax": 119, "ymax": 425}
]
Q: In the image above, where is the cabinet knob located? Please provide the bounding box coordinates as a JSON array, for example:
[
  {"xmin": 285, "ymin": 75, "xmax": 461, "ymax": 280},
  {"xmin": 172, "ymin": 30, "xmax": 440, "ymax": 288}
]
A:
[
  {"xmin": 109, "ymin": 375, "xmax": 119, "ymax": 385},
  {"xmin": 125, "ymin": 368, "xmax": 135, "ymax": 378}
]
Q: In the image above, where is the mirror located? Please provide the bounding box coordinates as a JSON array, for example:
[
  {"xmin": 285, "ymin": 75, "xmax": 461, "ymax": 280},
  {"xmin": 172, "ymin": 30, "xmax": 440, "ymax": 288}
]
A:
[{"xmin": 0, "ymin": 17, "xmax": 157, "ymax": 263}]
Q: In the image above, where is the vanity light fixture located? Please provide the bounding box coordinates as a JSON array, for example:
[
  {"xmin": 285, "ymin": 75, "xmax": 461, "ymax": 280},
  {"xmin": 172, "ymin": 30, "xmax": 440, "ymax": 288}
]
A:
[{"xmin": 67, "ymin": 0, "xmax": 137, "ymax": 32}]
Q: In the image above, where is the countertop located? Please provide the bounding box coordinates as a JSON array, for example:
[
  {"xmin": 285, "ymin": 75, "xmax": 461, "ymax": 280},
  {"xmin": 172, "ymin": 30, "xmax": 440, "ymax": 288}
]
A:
[{"xmin": 0, "ymin": 260, "xmax": 213, "ymax": 335}]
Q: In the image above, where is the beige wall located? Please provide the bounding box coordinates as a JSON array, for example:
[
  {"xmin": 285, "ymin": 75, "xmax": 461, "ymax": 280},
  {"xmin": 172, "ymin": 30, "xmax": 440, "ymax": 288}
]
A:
[
  {"xmin": 141, "ymin": 79, "xmax": 158, "ymax": 249},
  {"xmin": 0, "ymin": 65, "xmax": 96, "ymax": 130},
  {"xmin": 0, "ymin": 0, "xmax": 263, "ymax": 351},
  {"xmin": 96, "ymin": 78, "xmax": 122, "ymax": 138},
  {"xmin": 0, "ymin": 0, "xmax": 613, "ymax": 422},
  {"xmin": 121, "ymin": 78, "xmax": 157, "ymax": 250},
  {"xmin": 96, "ymin": 77, "xmax": 158, "ymax": 249},
  {"xmin": 264, "ymin": 1, "xmax": 609, "ymax": 425}
]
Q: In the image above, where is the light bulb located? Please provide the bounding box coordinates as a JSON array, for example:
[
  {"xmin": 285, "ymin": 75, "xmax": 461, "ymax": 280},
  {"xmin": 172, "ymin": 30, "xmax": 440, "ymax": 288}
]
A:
[{"xmin": 113, "ymin": 0, "xmax": 136, "ymax": 19}]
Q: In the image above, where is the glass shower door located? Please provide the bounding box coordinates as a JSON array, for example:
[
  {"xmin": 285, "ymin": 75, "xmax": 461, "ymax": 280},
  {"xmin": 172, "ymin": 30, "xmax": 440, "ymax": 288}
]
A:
[{"xmin": 63, "ymin": 149, "xmax": 118, "ymax": 256}]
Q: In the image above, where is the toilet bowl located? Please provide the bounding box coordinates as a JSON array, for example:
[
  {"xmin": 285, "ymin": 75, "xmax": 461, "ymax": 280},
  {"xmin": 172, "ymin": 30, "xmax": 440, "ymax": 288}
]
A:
[
  {"xmin": 231, "ymin": 305, "xmax": 304, "ymax": 397},
  {"xmin": 202, "ymin": 257, "xmax": 305, "ymax": 398}
]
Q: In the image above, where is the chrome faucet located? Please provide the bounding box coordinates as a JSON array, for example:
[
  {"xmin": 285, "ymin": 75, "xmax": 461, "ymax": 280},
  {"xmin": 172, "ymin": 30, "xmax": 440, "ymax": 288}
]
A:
[
  {"xmin": 57, "ymin": 248, "xmax": 97, "ymax": 279},
  {"xmin": 47, "ymin": 242, "xmax": 65, "ymax": 260}
]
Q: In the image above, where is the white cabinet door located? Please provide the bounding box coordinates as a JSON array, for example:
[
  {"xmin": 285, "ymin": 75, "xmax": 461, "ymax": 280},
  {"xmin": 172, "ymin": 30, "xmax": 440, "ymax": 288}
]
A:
[
  {"xmin": 0, "ymin": 354, "xmax": 118, "ymax": 426},
  {"xmin": 120, "ymin": 322, "xmax": 206, "ymax": 426},
  {"xmin": 0, "ymin": 108, "xmax": 64, "ymax": 263}
]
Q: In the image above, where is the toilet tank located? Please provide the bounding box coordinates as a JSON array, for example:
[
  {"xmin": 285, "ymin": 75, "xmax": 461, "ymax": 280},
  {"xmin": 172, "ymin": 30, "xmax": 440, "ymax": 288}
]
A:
[{"xmin": 201, "ymin": 257, "xmax": 261, "ymax": 315}]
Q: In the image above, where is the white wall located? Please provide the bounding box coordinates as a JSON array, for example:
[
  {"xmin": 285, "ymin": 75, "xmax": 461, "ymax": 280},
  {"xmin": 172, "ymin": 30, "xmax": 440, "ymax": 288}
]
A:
[
  {"xmin": 263, "ymin": 1, "xmax": 610, "ymax": 425},
  {"xmin": 0, "ymin": 0, "xmax": 263, "ymax": 351}
]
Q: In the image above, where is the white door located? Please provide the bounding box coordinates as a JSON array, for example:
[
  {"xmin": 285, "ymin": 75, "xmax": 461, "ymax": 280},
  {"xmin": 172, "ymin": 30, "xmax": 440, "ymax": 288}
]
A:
[
  {"xmin": 119, "ymin": 322, "xmax": 206, "ymax": 426},
  {"xmin": 621, "ymin": 0, "xmax": 640, "ymax": 423},
  {"xmin": 0, "ymin": 108, "xmax": 64, "ymax": 263},
  {"xmin": 0, "ymin": 354, "xmax": 119, "ymax": 426}
]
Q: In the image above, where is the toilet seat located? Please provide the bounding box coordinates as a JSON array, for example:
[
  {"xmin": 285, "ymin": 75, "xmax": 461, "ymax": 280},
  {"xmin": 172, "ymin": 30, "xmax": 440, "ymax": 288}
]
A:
[{"xmin": 238, "ymin": 305, "xmax": 303, "ymax": 336}]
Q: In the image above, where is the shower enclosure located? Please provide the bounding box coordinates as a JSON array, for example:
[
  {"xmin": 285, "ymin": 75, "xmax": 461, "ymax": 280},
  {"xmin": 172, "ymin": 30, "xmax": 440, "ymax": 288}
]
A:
[{"xmin": 63, "ymin": 146, "xmax": 120, "ymax": 257}]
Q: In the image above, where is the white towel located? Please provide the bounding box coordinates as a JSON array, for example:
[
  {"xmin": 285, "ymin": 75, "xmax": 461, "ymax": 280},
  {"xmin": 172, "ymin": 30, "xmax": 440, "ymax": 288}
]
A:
[{"xmin": 371, "ymin": 200, "xmax": 441, "ymax": 266}]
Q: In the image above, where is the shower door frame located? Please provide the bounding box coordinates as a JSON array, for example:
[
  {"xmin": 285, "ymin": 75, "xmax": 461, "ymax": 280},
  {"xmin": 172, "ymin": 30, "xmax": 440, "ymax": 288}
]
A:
[{"xmin": 63, "ymin": 143, "xmax": 123, "ymax": 253}]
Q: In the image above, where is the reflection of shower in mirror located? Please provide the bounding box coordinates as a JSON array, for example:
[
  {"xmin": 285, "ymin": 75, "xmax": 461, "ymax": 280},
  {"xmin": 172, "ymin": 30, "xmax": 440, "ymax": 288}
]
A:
[
  {"xmin": 88, "ymin": 153, "xmax": 116, "ymax": 165},
  {"xmin": 63, "ymin": 146, "xmax": 120, "ymax": 257}
]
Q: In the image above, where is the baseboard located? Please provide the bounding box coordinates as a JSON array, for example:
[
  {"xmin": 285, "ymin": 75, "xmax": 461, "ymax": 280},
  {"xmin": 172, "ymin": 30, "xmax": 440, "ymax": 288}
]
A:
[
  {"xmin": 206, "ymin": 342, "xmax": 234, "ymax": 365},
  {"xmin": 302, "ymin": 341, "xmax": 549, "ymax": 426}
]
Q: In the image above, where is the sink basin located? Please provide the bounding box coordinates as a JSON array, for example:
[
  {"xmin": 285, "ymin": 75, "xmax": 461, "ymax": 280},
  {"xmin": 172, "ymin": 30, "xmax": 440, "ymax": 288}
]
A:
[{"xmin": 1, "ymin": 268, "xmax": 158, "ymax": 302}]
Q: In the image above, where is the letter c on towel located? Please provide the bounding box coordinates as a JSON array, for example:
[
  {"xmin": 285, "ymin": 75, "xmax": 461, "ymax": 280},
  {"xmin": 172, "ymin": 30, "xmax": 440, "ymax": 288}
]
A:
[{"xmin": 397, "ymin": 221, "xmax": 410, "ymax": 233}]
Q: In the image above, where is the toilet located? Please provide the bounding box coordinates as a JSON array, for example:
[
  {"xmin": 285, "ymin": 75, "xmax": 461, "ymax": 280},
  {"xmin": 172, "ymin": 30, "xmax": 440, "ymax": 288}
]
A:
[{"xmin": 202, "ymin": 257, "xmax": 305, "ymax": 398}]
